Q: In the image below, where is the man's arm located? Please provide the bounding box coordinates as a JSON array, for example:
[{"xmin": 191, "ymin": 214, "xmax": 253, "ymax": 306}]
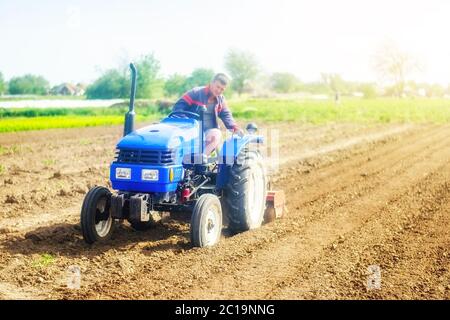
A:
[{"xmin": 217, "ymin": 97, "xmax": 238, "ymax": 131}]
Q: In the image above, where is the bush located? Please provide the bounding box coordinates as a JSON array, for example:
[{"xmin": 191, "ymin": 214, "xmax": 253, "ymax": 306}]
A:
[
  {"xmin": 86, "ymin": 54, "xmax": 162, "ymax": 99},
  {"xmin": 86, "ymin": 69, "xmax": 128, "ymax": 99},
  {"xmin": 164, "ymin": 74, "xmax": 188, "ymax": 97},
  {"xmin": 270, "ymin": 72, "xmax": 299, "ymax": 93},
  {"xmin": 164, "ymin": 68, "xmax": 215, "ymax": 98},
  {"xmin": 358, "ymin": 83, "xmax": 377, "ymax": 99},
  {"xmin": 0, "ymin": 72, "xmax": 5, "ymax": 95},
  {"xmin": 8, "ymin": 74, "xmax": 49, "ymax": 95}
]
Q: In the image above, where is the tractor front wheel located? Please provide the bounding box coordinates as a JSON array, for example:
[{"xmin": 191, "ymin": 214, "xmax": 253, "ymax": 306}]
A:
[
  {"xmin": 80, "ymin": 186, "xmax": 115, "ymax": 244},
  {"xmin": 190, "ymin": 194, "xmax": 223, "ymax": 247}
]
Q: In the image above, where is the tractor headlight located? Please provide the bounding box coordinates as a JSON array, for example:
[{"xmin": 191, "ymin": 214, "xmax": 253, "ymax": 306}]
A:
[
  {"xmin": 116, "ymin": 167, "xmax": 131, "ymax": 180},
  {"xmin": 142, "ymin": 169, "xmax": 159, "ymax": 181}
]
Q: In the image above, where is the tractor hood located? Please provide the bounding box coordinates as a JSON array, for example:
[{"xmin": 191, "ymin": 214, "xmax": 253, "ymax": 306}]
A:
[{"xmin": 116, "ymin": 117, "xmax": 199, "ymax": 150}]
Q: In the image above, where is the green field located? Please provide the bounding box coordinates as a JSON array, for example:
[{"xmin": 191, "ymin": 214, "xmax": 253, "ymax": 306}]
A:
[
  {"xmin": 231, "ymin": 98, "xmax": 450, "ymax": 124},
  {"xmin": 0, "ymin": 116, "xmax": 126, "ymax": 132},
  {"xmin": 0, "ymin": 95, "xmax": 87, "ymax": 102},
  {"xmin": 1, "ymin": 98, "xmax": 450, "ymax": 133}
]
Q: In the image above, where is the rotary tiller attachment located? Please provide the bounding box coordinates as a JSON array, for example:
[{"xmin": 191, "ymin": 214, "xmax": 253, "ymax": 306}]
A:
[{"xmin": 264, "ymin": 190, "xmax": 287, "ymax": 223}]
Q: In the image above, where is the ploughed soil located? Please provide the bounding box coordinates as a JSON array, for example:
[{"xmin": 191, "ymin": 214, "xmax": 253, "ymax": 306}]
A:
[{"xmin": 0, "ymin": 121, "xmax": 448, "ymax": 299}]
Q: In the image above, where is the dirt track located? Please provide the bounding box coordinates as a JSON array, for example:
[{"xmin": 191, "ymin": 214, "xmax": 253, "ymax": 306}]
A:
[{"xmin": 0, "ymin": 122, "xmax": 449, "ymax": 300}]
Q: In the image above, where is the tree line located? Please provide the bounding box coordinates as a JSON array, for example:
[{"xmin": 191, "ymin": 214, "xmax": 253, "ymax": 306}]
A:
[{"xmin": 1, "ymin": 47, "xmax": 450, "ymax": 99}]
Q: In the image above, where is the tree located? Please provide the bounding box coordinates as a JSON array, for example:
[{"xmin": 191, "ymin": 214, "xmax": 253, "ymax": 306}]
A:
[
  {"xmin": 373, "ymin": 42, "xmax": 420, "ymax": 97},
  {"xmin": 164, "ymin": 73, "xmax": 188, "ymax": 97},
  {"xmin": 0, "ymin": 72, "xmax": 5, "ymax": 95},
  {"xmin": 134, "ymin": 53, "xmax": 161, "ymax": 99},
  {"xmin": 86, "ymin": 69, "xmax": 128, "ymax": 99},
  {"xmin": 8, "ymin": 74, "xmax": 49, "ymax": 95},
  {"xmin": 298, "ymin": 81, "xmax": 329, "ymax": 94},
  {"xmin": 224, "ymin": 49, "xmax": 259, "ymax": 95},
  {"xmin": 163, "ymin": 68, "xmax": 214, "ymax": 98},
  {"xmin": 358, "ymin": 83, "xmax": 377, "ymax": 99},
  {"xmin": 429, "ymin": 83, "xmax": 445, "ymax": 97},
  {"xmin": 415, "ymin": 83, "xmax": 446, "ymax": 98},
  {"xmin": 321, "ymin": 73, "xmax": 345, "ymax": 95},
  {"xmin": 270, "ymin": 72, "xmax": 299, "ymax": 93},
  {"xmin": 185, "ymin": 68, "xmax": 214, "ymax": 88},
  {"xmin": 86, "ymin": 53, "xmax": 162, "ymax": 99}
]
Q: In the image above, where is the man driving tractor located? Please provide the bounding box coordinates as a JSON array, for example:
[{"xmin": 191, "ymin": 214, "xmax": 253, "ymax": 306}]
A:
[{"xmin": 172, "ymin": 73, "xmax": 244, "ymax": 156}]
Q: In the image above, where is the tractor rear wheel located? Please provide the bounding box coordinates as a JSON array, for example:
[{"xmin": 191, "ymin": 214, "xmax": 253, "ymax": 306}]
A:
[
  {"xmin": 80, "ymin": 186, "xmax": 115, "ymax": 244},
  {"xmin": 224, "ymin": 149, "xmax": 267, "ymax": 233},
  {"xmin": 190, "ymin": 194, "xmax": 223, "ymax": 247}
]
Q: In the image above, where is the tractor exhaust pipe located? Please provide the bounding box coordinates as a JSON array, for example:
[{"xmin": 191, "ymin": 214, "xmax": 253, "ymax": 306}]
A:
[{"xmin": 124, "ymin": 63, "xmax": 137, "ymax": 136}]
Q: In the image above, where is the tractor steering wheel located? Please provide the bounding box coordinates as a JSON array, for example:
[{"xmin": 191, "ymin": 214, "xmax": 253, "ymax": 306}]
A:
[{"xmin": 168, "ymin": 111, "xmax": 201, "ymax": 120}]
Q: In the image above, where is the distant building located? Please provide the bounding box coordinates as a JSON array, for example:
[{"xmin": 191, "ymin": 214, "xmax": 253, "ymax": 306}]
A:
[
  {"xmin": 50, "ymin": 83, "xmax": 86, "ymax": 96},
  {"xmin": 75, "ymin": 83, "xmax": 87, "ymax": 96}
]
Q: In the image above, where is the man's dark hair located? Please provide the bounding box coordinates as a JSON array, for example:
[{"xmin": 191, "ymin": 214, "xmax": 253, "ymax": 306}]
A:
[{"xmin": 212, "ymin": 73, "xmax": 230, "ymax": 86}]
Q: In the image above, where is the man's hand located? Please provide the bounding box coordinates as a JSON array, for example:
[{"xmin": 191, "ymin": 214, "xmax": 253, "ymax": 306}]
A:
[
  {"xmin": 170, "ymin": 113, "xmax": 187, "ymax": 119},
  {"xmin": 233, "ymin": 127, "xmax": 245, "ymax": 137},
  {"xmin": 194, "ymin": 104, "xmax": 207, "ymax": 113}
]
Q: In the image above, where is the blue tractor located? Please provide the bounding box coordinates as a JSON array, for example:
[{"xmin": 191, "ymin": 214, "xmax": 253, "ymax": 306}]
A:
[{"xmin": 80, "ymin": 63, "xmax": 284, "ymax": 247}]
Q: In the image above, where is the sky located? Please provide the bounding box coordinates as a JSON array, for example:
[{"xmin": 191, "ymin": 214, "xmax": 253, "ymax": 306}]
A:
[{"xmin": 1, "ymin": 0, "xmax": 449, "ymax": 86}]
